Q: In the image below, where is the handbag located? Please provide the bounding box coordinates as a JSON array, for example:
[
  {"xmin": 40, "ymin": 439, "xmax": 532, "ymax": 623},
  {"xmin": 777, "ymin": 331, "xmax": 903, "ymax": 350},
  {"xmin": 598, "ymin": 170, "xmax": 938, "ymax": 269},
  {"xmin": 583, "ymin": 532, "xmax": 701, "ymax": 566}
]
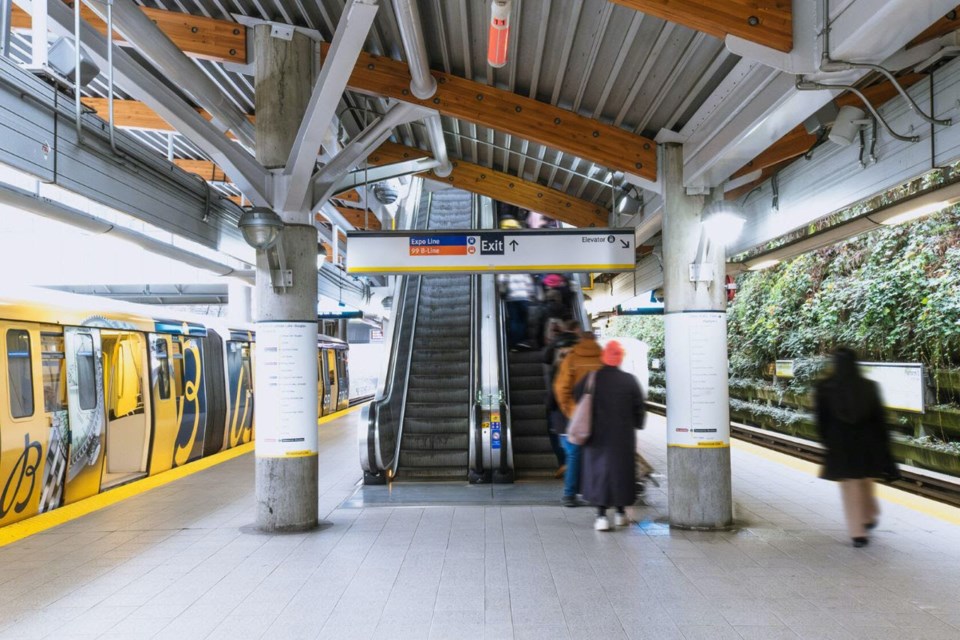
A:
[{"xmin": 566, "ymin": 371, "xmax": 596, "ymax": 446}]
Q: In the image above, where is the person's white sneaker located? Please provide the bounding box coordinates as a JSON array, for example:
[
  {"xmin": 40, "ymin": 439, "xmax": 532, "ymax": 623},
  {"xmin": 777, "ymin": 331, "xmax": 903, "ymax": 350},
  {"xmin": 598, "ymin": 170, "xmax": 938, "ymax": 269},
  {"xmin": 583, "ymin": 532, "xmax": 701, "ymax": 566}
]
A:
[
  {"xmin": 594, "ymin": 516, "xmax": 610, "ymax": 531},
  {"xmin": 614, "ymin": 512, "xmax": 629, "ymax": 527}
]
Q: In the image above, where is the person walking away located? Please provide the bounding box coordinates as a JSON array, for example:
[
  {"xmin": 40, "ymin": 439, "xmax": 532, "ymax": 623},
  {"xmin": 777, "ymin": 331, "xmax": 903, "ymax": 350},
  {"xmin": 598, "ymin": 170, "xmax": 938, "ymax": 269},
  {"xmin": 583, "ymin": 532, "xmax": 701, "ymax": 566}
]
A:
[
  {"xmin": 497, "ymin": 273, "xmax": 536, "ymax": 349},
  {"xmin": 815, "ymin": 347, "xmax": 898, "ymax": 548},
  {"xmin": 543, "ymin": 320, "xmax": 581, "ymax": 478},
  {"xmin": 553, "ymin": 329, "xmax": 603, "ymax": 506},
  {"xmin": 573, "ymin": 341, "xmax": 645, "ymax": 530}
]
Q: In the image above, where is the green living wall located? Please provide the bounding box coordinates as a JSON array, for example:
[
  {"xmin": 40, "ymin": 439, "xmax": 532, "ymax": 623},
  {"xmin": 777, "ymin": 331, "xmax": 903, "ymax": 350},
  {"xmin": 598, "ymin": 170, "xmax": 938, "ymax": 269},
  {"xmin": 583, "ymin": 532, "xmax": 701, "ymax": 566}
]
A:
[{"xmin": 605, "ymin": 203, "xmax": 960, "ymax": 474}]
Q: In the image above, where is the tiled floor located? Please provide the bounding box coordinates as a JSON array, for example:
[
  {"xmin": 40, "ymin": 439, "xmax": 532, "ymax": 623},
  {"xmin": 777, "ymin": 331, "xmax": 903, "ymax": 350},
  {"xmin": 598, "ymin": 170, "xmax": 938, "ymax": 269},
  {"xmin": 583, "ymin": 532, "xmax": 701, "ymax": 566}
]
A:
[{"xmin": 1, "ymin": 411, "xmax": 959, "ymax": 640}]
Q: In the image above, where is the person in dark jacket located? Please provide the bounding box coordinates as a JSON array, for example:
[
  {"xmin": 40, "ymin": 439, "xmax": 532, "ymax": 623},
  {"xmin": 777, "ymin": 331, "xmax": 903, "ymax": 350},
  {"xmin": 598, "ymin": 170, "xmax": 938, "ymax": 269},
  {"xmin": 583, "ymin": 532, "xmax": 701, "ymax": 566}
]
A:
[
  {"xmin": 573, "ymin": 340, "xmax": 645, "ymax": 531},
  {"xmin": 542, "ymin": 320, "xmax": 580, "ymax": 477},
  {"xmin": 815, "ymin": 347, "xmax": 898, "ymax": 548}
]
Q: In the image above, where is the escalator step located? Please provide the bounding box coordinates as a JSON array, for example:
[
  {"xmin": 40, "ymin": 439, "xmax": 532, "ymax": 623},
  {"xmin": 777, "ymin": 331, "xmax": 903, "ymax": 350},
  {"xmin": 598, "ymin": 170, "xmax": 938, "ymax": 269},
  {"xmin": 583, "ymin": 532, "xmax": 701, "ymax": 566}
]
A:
[
  {"xmin": 404, "ymin": 387, "xmax": 469, "ymax": 404},
  {"xmin": 509, "ymin": 375, "xmax": 546, "ymax": 392},
  {"xmin": 511, "ymin": 389, "xmax": 546, "ymax": 406},
  {"xmin": 512, "ymin": 435, "xmax": 555, "ymax": 454},
  {"xmin": 410, "ymin": 361, "xmax": 469, "ymax": 377},
  {"xmin": 411, "ymin": 349, "xmax": 470, "ymax": 363},
  {"xmin": 396, "ymin": 466, "xmax": 468, "ymax": 480},
  {"xmin": 508, "ymin": 350, "xmax": 546, "ymax": 364},
  {"xmin": 513, "ymin": 452, "xmax": 560, "ymax": 472},
  {"xmin": 404, "ymin": 403, "xmax": 470, "ymax": 420},
  {"xmin": 403, "ymin": 418, "xmax": 469, "ymax": 435},
  {"xmin": 511, "ymin": 418, "xmax": 548, "ymax": 437},
  {"xmin": 399, "ymin": 450, "xmax": 469, "ymax": 468},
  {"xmin": 408, "ymin": 374, "xmax": 469, "ymax": 389},
  {"xmin": 511, "ymin": 405, "xmax": 546, "ymax": 421},
  {"xmin": 403, "ymin": 433, "xmax": 470, "ymax": 450}
]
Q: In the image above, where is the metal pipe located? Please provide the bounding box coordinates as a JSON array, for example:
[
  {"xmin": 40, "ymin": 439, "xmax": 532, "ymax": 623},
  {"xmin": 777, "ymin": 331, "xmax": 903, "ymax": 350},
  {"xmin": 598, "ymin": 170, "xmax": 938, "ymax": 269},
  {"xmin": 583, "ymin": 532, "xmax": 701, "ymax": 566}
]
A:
[
  {"xmin": 0, "ymin": 181, "xmax": 251, "ymax": 281},
  {"xmin": 74, "ymin": 0, "xmax": 83, "ymax": 144},
  {"xmin": 0, "ymin": 0, "xmax": 12, "ymax": 58},
  {"xmin": 797, "ymin": 80, "xmax": 920, "ymax": 143},
  {"xmin": 85, "ymin": 0, "xmax": 257, "ymax": 149},
  {"xmin": 393, "ymin": 0, "xmax": 437, "ymax": 100},
  {"xmin": 422, "ymin": 114, "xmax": 452, "ymax": 177},
  {"xmin": 105, "ymin": 0, "xmax": 118, "ymax": 153}
]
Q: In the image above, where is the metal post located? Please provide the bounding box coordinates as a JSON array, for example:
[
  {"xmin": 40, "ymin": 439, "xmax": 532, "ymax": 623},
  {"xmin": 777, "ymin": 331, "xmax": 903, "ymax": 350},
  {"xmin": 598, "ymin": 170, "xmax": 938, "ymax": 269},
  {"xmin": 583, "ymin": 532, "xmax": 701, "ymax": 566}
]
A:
[
  {"xmin": 660, "ymin": 143, "xmax": 733, "ymax": 530},
  {"xmin": 105, "ymin": 0, "xmax": 118, "ymax": 153},
  {"xmin": 30, "ymin": 0, "xmax": 48, "ymax": 67},
  {"xmin": 1, "ymin": 0, "xmax": 12, "ymax": 59},
  {"xmin": 74, "ymin": 0, "xmax": 82, "ymax": 143}
]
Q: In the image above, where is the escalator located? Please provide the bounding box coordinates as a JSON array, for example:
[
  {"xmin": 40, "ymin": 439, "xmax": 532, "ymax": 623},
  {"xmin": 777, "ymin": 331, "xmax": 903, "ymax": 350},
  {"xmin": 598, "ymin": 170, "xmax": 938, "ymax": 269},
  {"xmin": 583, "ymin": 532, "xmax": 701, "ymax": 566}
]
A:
[
  {"xmin": 361, "ymin": 188, "xmax": 478, "ymax": 482},
  {"xmin": 507, "ymin": 349, "xmax": 557, "ymax": 477}
]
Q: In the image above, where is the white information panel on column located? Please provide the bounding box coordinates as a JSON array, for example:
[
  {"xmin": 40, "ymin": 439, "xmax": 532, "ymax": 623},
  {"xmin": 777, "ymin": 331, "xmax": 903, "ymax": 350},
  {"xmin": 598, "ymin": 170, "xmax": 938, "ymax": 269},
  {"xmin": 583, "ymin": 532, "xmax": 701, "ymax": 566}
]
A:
[
  {"xmin": 255, "ymin": 322, "xmax": 318, "ymax": 458},
  {"xmin": 664, "ymin": 312, "xmax": 730, "ymax": 448}
]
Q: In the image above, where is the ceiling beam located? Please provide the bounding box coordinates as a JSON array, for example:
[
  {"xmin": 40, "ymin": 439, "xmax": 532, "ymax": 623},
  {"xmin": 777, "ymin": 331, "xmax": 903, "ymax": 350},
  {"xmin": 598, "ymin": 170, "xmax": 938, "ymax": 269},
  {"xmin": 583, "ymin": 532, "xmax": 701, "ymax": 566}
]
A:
[
  {"xmin": 609, "ymin": 0, "xmax": 792, "ymax": 53},
  {"xmin": 174, "ymin": 159, "xmax": 230, "ymax": 182},
  {"xmin": 10, "ymin": 3, "xmax": 245, "ymax": 63},
  {"xmin": 333, "ymin": 206, "xmax": 382, "ymax": 230},
  {"xmin": 368, "ymin": 143, "xmax": 608, "ymax": 228},
  {"xmin": 908, "ymin": 6, "xmax": 960, "ymax": 48},
  {"xmin": 322, "ymin": 44, "xmax": 657, "ymax": 182}
]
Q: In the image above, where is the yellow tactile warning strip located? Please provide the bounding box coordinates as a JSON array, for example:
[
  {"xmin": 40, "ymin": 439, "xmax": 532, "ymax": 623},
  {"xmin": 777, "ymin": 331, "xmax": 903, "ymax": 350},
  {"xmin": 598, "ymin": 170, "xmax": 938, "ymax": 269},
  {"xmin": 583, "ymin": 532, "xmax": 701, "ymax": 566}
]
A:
[
  {"xmin": 0, "ymin": 403, "xmax": 366, "ymax": 548},
  {"xmin": 732, "ymin": 437, "xmax": 960, "ymax": 526}
]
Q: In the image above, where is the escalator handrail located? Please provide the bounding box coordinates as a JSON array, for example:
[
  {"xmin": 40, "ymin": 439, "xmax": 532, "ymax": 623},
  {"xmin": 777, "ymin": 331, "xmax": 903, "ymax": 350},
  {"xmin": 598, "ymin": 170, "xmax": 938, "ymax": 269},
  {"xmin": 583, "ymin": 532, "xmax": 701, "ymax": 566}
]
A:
[
  {"xmin": 387, "ymin": 274, "xmax": 423, "ymax": 477},
  {"xmin": 496, "ymin": 295, "xmax": 514, "ymax": 475},
  {"xmin": 468, "ymin": 194, "xmax": 482, "ymax": 476}
]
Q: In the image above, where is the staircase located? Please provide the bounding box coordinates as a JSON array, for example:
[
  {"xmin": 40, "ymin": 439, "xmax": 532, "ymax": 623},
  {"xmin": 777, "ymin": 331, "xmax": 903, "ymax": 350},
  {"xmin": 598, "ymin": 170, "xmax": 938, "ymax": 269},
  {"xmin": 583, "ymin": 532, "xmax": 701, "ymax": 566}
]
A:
[
  {"xmin": 396, "ymin": 189, "xmax": 474, "ymax": 480},
  {"xmin": 508, "ymin": 349, "xmax": 558, "ymax": 477}
]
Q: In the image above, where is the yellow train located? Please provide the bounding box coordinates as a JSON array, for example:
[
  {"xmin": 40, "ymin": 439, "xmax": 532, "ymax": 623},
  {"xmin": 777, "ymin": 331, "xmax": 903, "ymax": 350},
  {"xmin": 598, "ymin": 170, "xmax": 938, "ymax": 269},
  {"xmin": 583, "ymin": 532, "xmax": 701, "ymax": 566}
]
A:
[{"xmin": 0, "ymin": 287, "xmax": 348, "ymax": 527}]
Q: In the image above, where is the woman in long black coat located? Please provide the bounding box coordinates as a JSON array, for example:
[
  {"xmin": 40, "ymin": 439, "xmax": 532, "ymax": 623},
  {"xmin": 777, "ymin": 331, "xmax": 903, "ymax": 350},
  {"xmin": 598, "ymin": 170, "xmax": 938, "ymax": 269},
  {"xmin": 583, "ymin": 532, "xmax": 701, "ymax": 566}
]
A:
[
  {"xmin": 815, "ymin": 347, "xmax": 898, "ymax": 548},
  {"xmin": 574, "ymin": 340, "xmax": 645, "ymax": 531}
]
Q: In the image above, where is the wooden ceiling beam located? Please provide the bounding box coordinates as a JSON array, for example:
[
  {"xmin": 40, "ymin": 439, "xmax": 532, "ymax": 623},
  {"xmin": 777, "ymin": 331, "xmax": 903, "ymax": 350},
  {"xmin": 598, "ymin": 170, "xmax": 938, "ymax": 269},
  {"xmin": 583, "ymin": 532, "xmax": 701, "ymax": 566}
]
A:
[
  {"xmin": 367, "ymin": 143, "xmax": 608, "ymax": 228},
  {"xmin": 333, "ymin": 206, "xmax": 382, "ymax": 230},
  {"xmin": 908, "ymin": 7, "xmax": 960, "ymax": 48},
  {"xmin": 322, "ymin": 45, "xmax": 657, "ymax": 182},
  {"xmin": 173, "ymin": 159, "xmax": 230, "ymax": 183},
  {"xmin": 609, "ymin": 0, "xmax": 792, "ymax": 53},
  {"xmin": 10, "ymin": 3, "xmax": 245, "ymax": 63}
]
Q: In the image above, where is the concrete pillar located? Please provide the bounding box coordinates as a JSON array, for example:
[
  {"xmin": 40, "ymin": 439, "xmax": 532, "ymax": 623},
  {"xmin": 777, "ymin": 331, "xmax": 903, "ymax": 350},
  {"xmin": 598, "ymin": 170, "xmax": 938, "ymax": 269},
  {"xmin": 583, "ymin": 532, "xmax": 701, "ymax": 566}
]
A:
[
  {"xmin": 253, "ymin": 27, "xmax": 319, "ymax": 532},
  {"xmin": 660, "ymin": 143, "xmax": 733, "ymax": 529},
  {"xmin": 254, "ymin": 25, "xmax": 313, "ymax": 169}
]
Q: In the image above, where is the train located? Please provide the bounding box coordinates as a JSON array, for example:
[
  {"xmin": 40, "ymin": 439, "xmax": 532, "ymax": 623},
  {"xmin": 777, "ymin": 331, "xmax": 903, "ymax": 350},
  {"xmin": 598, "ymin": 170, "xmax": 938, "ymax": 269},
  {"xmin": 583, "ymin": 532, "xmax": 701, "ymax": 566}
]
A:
[{"xmin": 0, "ymin": 286, "xmax": 349, "ymax": 528}]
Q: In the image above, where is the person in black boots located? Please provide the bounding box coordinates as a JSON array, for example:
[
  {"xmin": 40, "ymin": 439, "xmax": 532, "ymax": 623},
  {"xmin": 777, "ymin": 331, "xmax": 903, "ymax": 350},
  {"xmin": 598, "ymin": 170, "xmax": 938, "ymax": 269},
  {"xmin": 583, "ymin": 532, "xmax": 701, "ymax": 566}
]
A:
[{"xmin": 815, "ymin": 347, "xmax": 899, "ymax": 548}]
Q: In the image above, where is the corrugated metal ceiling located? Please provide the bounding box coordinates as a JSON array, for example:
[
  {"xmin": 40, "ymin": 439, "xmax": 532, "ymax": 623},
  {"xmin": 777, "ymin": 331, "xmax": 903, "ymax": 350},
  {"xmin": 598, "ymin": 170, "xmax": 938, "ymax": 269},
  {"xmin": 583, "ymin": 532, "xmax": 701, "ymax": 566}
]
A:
[{"xmin": 15, "ymin": 0, "xmax": 740, "ymax": 215}]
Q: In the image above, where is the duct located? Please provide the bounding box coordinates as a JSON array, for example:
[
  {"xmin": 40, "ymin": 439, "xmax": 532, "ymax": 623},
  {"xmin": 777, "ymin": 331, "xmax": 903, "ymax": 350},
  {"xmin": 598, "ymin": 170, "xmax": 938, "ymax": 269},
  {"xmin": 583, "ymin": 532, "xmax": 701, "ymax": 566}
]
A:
[
  {"xmin": 83, "ymin": 0, "xmax": 257, "ymax": 150},
  {"xmin": 393, "ymin": 0, "xmax": 436, "ymax": 100},
  {"xmin": 0, "ymin": 181, "xmax": 253, "ymax": 283},
  {"xmin": 422, "ymin": 114, "xmax": 453, "ymax": 177},
  {"xmin": 311, "ymin": 101, "xmax": 424, "ymax": 210}
]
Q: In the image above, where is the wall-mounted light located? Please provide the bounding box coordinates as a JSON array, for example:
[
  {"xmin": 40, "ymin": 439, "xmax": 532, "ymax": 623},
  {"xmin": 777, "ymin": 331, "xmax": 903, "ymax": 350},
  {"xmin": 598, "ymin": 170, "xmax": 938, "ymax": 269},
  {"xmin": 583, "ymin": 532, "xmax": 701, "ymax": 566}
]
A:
[
  {"xmin": 747, "ymin": 259, "xmax": 781, "ymax": 271},
  {"xmin": 238, "ymin": 207, "xmax": 291, "ymax": 290},
  {"xmin": 827, "ymin": 106, "xmax": 872, "ymax": 146},
  {"xmin": 691, "ymin": 201, "xmax": 746, "ymax": 284},
  {"xmin": 487, "ymin": 0, "xmax": 512, "ymax": 68},
  {"xmin": 877, "ymin": 200, "xmax": 952, "ymax": 226}
]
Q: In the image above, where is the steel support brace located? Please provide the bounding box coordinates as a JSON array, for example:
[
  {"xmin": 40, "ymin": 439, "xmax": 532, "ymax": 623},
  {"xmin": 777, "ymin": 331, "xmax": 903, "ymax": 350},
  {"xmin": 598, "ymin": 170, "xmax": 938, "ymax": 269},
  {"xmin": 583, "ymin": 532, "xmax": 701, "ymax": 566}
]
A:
[
  {"xmin": 281, "ymin": 0, "xmax": 379, "ymax": 214},
  {"xmin": 310, "ymin": 101, "xmax": 425, "ymax": 211},
  {"xmin": 331, "ymin": 157, "xmax": 439, "ymax": 196},
  {"xmin": 83, "ymin": 0, "xmax": 257, "ymax": 150},
  {"xmin": 24, "ymin": 0, "xmax": 272, "ymax": 205}
]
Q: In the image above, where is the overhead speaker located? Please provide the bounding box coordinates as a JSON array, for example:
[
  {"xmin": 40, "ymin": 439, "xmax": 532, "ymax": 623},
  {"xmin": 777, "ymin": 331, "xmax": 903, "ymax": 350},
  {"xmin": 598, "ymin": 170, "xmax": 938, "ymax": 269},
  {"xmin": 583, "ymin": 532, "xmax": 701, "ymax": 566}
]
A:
[
  {"xmin": 47, "ymin": 37, "xmax": 100, "ymax": 88},
  {"xmin": 372, "ymin": 182, "xmax": 399, "ymax": 205}
]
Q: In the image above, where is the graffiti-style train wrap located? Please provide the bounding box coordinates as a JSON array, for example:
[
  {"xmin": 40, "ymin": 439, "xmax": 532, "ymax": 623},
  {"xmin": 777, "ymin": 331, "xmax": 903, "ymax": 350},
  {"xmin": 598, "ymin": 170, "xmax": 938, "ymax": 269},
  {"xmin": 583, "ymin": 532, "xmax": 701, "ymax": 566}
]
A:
[{"xmin": 0, "ymin": 287, "xmax": 348, "ymax": 528}]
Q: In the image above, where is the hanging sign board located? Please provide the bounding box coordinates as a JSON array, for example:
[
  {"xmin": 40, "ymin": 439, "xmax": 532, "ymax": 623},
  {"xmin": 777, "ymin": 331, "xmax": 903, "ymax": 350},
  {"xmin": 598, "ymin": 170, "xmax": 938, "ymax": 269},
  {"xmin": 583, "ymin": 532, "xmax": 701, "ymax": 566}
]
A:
[
  {"xmin": 664, "ymin": 312, "xmax": 730, "ymax": 448},
  {"xmin": 254, "ymin": 322, "xmax": 319, "ymax": 458},
  {"xmin": 345, "ymin": 229, "xmax": 635, "ymax": 274},
  {"xmin": 859, "ymin": 362, "xmax": 925, "ymax": 414}
]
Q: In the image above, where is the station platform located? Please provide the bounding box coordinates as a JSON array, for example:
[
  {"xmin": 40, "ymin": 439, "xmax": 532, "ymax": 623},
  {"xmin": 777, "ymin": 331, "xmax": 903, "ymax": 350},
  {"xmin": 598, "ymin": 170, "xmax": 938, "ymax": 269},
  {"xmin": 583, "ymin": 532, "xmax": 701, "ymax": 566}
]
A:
[{"xmin": 1, "ymin": 408, "xmax": 959, "ymax": 640}]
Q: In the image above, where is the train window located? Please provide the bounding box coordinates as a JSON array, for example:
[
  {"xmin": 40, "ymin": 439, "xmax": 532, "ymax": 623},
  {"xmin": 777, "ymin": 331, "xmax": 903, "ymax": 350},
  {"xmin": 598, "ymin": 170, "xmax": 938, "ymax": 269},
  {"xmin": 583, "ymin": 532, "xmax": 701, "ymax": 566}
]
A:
[
  {"xmin": 240, "ymin": 344, "xmax": 252, "ymax": 385},
  {"xmin": 170, "ymin": 338, "xmax": 184, "ymax": 397},
  {"xmin": 154, "ymin": 338, "xmax": 171, "ymax": 400},
  {"xmin": 6, "ymin": 329, "xmax": 34, "ymax": 418},
  {"xmin": 41, "ymin": 333, "xmax": 66, "ymax": 413},
  {"xmin": 76, "ymin": 334, "xmax": 97, "ymax": 411}
]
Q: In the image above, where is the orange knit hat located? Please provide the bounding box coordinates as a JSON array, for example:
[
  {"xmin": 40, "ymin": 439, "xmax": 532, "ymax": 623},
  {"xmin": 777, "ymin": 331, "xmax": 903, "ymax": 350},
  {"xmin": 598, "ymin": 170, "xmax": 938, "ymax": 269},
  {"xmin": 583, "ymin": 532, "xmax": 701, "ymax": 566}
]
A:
[{"xmin": 601, "ymin": 340, "xmax": 625, "ymax": 367}]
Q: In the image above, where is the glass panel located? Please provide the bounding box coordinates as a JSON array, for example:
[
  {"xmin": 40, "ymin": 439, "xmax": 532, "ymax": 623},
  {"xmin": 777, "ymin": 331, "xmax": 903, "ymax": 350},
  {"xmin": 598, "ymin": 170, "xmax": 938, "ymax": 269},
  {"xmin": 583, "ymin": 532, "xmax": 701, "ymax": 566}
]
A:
[
  {"xmin": 41, "ymin": 333, "xmax": 66, "ymax": 413},
  {"xmin": 7, "ymin": 329, "xmax": 34, "ymax": 418},
  {"xmin": 170, "ymin": 338, "xmax": 184, "ymax": 397},
  {"xmin": 154, "ymin": 338, "xmax": 170, "ymax": 400},
  {"xmin": 76, "ymin": 333, "xmax": 97, "ymax": 411}
]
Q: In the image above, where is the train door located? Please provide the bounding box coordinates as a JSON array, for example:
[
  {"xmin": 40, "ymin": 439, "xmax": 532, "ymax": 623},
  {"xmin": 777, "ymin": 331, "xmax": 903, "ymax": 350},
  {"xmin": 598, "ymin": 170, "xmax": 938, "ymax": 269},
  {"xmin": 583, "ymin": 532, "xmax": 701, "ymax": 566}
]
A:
[
  {"xmin": 170, "ymin": 335, "xmax": 207, "ymax": 467},
  {"xmin": 38, "ymin": 329, "xmax": 68, "ymax": 513},
  {"xmin": 317, "ymin": 349, "xmax": 330, "ymax": 417},
  {"xmin": 61, "ymin": 327, "xmax": 107, "ymax": 505},
  {"xmin": 148, "ymin": 334, "xmax": 178, "ymax": 474},
  {"xmin": 201, "ymin": 330, "xmax": 227, "ymax": 457},
  {"xmin": 225, "ymin": 340, "xmax": 254, "ymax": 448},
  {"xmin": 99, "ymin": 331, "xmax": 150, "ymax": 489},
  {"xmin": 325, "ymin": 349, "xmax": 338, "ymax": 416},
  {"xmin": 0, "ymin": 323, "xmax": 52, "ymax": 526},
  {"xmin": 336, "ymin": 350, "xmax": 349, "ymax": 410}
]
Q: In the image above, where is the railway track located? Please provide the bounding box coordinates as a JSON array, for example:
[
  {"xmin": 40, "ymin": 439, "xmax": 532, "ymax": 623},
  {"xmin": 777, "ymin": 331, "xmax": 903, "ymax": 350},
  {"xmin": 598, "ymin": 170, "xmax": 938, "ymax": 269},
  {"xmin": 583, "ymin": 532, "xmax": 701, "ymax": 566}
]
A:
[{"xmin": 645, "ymin": 402, "xmax": 960, "ymax": 508}]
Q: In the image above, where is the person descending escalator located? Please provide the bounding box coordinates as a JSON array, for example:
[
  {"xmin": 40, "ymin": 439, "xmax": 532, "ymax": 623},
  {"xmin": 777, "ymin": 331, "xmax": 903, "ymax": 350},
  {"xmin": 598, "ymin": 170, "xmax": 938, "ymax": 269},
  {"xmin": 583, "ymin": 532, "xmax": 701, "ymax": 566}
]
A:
[
  {"xmin": 542, "ymin": 320, "xmax": 581, "ymax": 479},
  {"xmin": 497, "ymin": 273, "xmax": 538, "ymax": 351},
  {"xmin": 553, "ymin": 329, "xmax": 603, "ymax": 507}
]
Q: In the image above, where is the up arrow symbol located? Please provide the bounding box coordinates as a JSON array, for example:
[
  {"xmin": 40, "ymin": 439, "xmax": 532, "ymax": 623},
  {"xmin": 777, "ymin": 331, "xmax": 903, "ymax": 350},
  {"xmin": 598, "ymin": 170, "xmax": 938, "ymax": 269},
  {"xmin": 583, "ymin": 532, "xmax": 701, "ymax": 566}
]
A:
[{"xmin": 509, "ymin": 239, "xmax": 519, "ymax": 252}]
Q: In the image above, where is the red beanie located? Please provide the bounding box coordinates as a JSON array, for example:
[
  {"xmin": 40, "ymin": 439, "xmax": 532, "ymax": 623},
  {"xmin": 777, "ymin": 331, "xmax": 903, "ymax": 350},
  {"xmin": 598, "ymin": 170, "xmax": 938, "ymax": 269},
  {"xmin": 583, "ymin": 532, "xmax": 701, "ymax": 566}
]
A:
[{"xmin": 601, "ymin": 340, "xmax": 625, "ymax": 367}]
